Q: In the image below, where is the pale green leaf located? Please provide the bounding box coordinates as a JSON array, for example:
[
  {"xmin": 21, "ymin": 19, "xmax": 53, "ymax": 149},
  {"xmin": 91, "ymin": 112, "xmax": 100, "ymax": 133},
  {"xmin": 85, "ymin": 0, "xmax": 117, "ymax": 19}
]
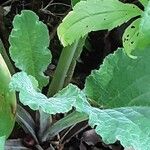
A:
[
  {"xmin": 123, "ymin": 1, "xmax": 150, "ymax": 55},
  {"xmin": 123, "ymin": 1, "xmax": 150, "ymax": 56},
  {"xmin": 58, "ymin": 0, "xmax": 142, "ymax": 46},
  {"xmin": 140, "ymin": 1, "xmax": 150, "ymax": 37},
  {"xmin": 132, "ymin": 1, "xmax": 150, "ymax": 49},
  {"xmin": 9, "ymin": 10, "xmax": 51, "ymax": 88},
  {"xmin": 84, "ymin": 47, "xmax": 150, "ymax": 108},
  {"xmin": 87, "ymin": 106, "xmax": 150, "ymax": 150},
  {"xmin": 0, "ymin": 136, "xmax": 5, "ymax": 150},
  {"xmin": 10, "ymin": 72, "xmax": 88, "ymax": 114},
  {"xmin": 123, "ymin": 18, "xmax": 141, "ymax": 58},
  {"xmin": 139, "ymin": 0, "xmax": 149, "ymax": 7}
]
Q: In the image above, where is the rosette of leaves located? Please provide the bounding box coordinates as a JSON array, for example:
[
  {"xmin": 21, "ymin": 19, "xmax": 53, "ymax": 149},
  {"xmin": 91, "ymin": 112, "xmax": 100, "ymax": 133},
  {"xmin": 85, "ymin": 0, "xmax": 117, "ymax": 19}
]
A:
[
  {"xmin": 11, "ymin": 46, "xmax": 150, "ymax": 150},
  {"xmin": 8, "ymin": 1, "xmax": 150, "ymax": 149}
]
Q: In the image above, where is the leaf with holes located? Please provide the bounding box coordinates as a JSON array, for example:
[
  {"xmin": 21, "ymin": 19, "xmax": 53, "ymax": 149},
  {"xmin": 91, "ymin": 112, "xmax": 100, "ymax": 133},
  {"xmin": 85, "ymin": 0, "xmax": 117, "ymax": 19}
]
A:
[
  {"xmin": 9, "ymin": 10, "xmax": 51, "ymax": 88},
  {"xmin": 132, "ymin": 1, "xmax": 150, "ymax": 50},
  {"xmin": 123, "ymin": 18, "xmax": 141, "ymax": 58},
  {"xmin": 123, "ymin": 1, "xmax": 150, "ymax": 56},
  {"xmin": 58, "ymin": 0, "xmax": 142, "ymax": 46}
]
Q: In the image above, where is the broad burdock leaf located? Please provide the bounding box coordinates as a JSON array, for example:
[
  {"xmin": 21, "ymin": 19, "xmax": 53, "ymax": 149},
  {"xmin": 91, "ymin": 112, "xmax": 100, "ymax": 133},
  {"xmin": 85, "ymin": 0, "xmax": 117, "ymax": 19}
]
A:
[
  {"xmin": 123, "ymin": 18, "xmax": 141, "ymax": 58},
  {"xmin": 10, "ymin": 72, "xmax": 88, "ymax": 114},
  {"xmin": 58, "ymin": 0, "xmax": 142, "ymax": 46},
  {"xmin": 84, "ymin": 47, "xmax": 150, "ymax": 108},
  {"xmin": 0, "ymin": 54, "xmax": 16, "ymax": 139},
  {"xmin": 9, "ymin": 10, "xmax": 52, "ymax": 88},
  {"xmin": 83, "ymin": 44, "xmax": 150, "ymax": 149},
  {"xmin": 87, "ymin": 106, "xmax": 150, "ymax": 150}
]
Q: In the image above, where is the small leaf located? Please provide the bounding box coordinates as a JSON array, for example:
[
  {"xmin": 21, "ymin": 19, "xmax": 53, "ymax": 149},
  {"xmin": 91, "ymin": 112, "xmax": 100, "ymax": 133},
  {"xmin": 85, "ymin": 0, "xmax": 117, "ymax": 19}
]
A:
[
  {"xmin": 58, "ymin": 0, "xmax": 142, "ymax": 46},
  {"xmin": 38, "ymin": 110, "xmax": 52, "ymax": 139},
  {"xmin": 9, "ymin": 10, "xmax": 52, "ymax": 88},
  {"xmin": 42, "ymin": 111, "xmax": 88, "ymax": 141},
  {"xmin": 16, "ymin": 105, "xmax": 38, "ymax": 143},
  {"xmin": 123, "ymin": 2, "xmax": 150, "ymax": 55},
  {"xmin": 123, "ymin": 18, "xmax": 141, "ymax": 58},
  {"xmin": 10, "ymin": 72, "xmax": 88, "ymax": 114},
  {"xmin": 132, "ymin": 2, "xmax": 150, "ymax": 49}
]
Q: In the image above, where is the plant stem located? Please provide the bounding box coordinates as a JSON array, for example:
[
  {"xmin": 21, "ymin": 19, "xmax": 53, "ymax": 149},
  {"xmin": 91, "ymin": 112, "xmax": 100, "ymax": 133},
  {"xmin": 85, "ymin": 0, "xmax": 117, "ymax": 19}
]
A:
[
  {"xmin": 0, "ymin": 39, "xmax": 15, "ymax": 75},
  {"xmin": 64, "ymin": 37, "xmax": 86, "ymax": 87},
  {"xmin": 41, "ymin": 111, "xmax": 88, "ymax": 142},
  {"xmin": 47, "ymin": 37, "xmax": 86, "ymax": 97},
  {"xmin": 47, "ymin": 41, "xmax": 78, "ymax": 97}
]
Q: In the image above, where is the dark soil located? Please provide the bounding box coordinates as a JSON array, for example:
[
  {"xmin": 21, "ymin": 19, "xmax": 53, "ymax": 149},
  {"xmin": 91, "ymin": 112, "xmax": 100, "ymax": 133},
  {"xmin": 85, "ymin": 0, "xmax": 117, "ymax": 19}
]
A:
[{"xmin": 0, "ymin": 0, "xmax": 141, "ymax": 149}]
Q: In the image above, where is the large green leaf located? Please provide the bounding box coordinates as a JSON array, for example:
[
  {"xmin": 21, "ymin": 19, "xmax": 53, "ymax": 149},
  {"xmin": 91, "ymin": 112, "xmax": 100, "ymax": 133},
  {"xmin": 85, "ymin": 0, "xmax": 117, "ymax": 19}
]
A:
[
  {"xmin": 0, "ymin": 54, "xmax": 16, "ymax": 138},
  {"xmin": 58, "ymin": 0, "xmax": 142, "ymax": 46},
  {"xmin": 84, "ymin": 47, "xmax": 150, "ymax": 108},
  {"xmin": 9, "ymin": 10, "xmax": 51, "ymax": 88},
  {"xmin": 10, "ymin": 70, "xmax": 150, "ymax": 150},
  {"xmin": 10, "ymin": 72, "xmax": 88, "ymax": 114},
  {"xmin": 83, "ymin": 45, "xmax": 150, "ymax": 149},
  {"xmin": 10, "ymin": 38, "xmax": 150, "ymax": 150},
  {"xmin": 87, "ymin": 106, "xmax": 150, "ymax": 150}
]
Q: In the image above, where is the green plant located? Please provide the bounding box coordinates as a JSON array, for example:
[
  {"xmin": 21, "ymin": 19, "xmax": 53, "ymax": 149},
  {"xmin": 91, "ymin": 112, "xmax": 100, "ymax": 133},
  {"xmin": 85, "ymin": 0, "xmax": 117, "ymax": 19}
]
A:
[
  {"xmin": 0, "ymin": 54, "xmax": 16, "ymax": 149},
  {"xmin": 1, "ymin": 0, "xmax": 150, "ymax": 150}
]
